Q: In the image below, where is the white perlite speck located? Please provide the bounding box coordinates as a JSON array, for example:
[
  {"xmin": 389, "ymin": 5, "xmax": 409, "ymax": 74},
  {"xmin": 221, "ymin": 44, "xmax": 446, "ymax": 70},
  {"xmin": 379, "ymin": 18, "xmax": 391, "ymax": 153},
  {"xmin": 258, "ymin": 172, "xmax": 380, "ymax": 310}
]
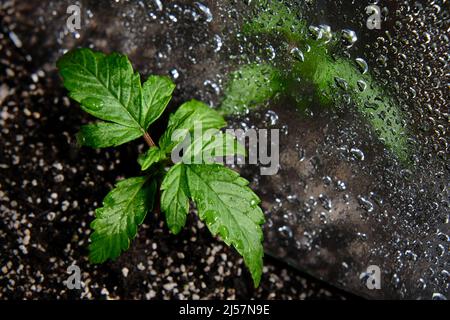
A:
[
  {"xmin": 9, "ymin": 32, "xmax": 22, "ymax": 48},
  {"xmin": 137, "ymin": 262, "xmax": 145, "ymax": 271},
  {"xmin": 163, "ymin": 283, "xmax": 177, "ymax": 291}
]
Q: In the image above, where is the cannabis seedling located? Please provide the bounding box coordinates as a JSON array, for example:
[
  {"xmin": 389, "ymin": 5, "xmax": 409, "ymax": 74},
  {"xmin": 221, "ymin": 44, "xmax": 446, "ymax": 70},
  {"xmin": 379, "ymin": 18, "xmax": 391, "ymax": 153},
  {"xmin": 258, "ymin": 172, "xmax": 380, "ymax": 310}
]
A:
[{"xmin": 57, "ymin": 48, "xmax": 265, "ymax": 286}]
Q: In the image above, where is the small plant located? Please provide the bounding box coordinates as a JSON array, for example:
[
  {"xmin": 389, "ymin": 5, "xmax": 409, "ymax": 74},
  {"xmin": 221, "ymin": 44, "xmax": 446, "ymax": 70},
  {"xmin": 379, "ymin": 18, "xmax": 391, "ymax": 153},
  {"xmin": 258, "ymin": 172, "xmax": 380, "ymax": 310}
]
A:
[{"xmin": 57, "ymin": 48, "xmax": 265, "ymax": 287}]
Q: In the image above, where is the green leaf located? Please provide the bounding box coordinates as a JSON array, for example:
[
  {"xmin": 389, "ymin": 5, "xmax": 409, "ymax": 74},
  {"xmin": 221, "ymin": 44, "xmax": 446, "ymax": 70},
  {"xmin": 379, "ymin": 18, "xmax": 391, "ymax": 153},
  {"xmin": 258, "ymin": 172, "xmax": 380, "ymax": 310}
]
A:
[
  {"xmin": 57, "ymin": 48, "xmax": 175, "ymax": 147},
  {"xmin": 57, "ymin": 48, "xmax": 142, "ymax": 128},
  {"xmin": 160, "ymin": 163, "xmax": 190, "ymax": 235},
  {"xmin": 197, "ymin": 132, "xmax": 247, "ymax": 158},
  {"xmin": 185, "ymin": 164, "xmax": 265, "ymax": 287},
  {"xmin": 219, "ymin": 64, "xmax": 283, "ymax": 115},
  {"xmin": 160, "ymin": 163, "xmax": 264, "ymax": 285},
  {"xmin": 89, "ymin": 177, "xmax": 156, "ymax": 263},
  {"xmin": 159, "ymin": 100, "xmax": 226, "ymax": 153},
  {"xmin": 141, "ymin": 75, "xmax": 175, "ymax": 129},
  {"xmin": 138, "ymin": 146, "xmax": 166, "ymax": 171},
  {"xmin": 77, "ymin": 122, "xmax": 143, "ymax": 148},
  {"xmin": 182, "ymin": 131, "xmax": 247, "ymax": 164},
  {"xmin": 167, "ymin": 100, "xmax": 226, "ymax": 131},
  {"xmin": 243, "ymin": 0, "xmax": 307, "ymax": 43}
]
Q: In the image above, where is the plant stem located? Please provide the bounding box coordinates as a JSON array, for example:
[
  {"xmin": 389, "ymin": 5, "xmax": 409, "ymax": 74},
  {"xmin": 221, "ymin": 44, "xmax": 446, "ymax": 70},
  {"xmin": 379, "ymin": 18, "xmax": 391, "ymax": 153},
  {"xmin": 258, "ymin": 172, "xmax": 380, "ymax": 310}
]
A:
[{"xmin": 143, "ymin": 132, "xmax": 156, "ymax": 147}]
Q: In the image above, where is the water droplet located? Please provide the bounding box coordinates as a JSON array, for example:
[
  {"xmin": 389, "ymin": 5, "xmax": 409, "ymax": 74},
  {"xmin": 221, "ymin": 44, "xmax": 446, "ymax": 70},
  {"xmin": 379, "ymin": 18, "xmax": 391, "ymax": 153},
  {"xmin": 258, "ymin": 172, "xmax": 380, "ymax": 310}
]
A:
[
  {"xmin": 355, "ymin": 58, "xmax": 369, "ymax": 74},
  {"xmin": 322, "ymin": 176, "xmax": 332, "ymax": 185},
  {"xmin": 341, "ymin": 29, "xmax": 358, "ymax": 47},
  {"xmin": 153, "ymin": 0, "xmax": 163, "ymax": 11},
  {"xmin": 170, "ymin": 68, "xmax": 180, "ymax": 80},
  {"xmin": 358, "ymin": 196, "xmax": 374, "ymax": 213},
  {"xmin": 319, "ymin": 194, "xmax": 332, "ymax": 211},
  {"xmin": 436, "ymin": 244, "xmax": 445, "ymax": 257},
  {"xmin": 168, "ymin": 14, "xmax": 178, "ymax": 23},
  {"xmin": 318, "ymin": 24, "xmax": 332, "ymax": 43},
  {"xmin": 336, "ymin": 180, "xmax": 347, "ymax": 191},
  {"xmin": 264, "ymin": 110, "xmax": 279, "ymax": 126},
  {"xmin": 432, "ymin": 293, "xmax": 447, "ymax": 300},
  {"xmin": 213, "ymin": 34, "xmax": 222, "ymax": 53},
  {"xmin": 203, "ymin": 80, "xmax": 220, "ymax": 95},
  {"xmin": 290, "ymin": 47, "xmax": 304, "ymax": 62},
  {"xmin": 278, "ymin": 225, "xmax": 293, "ymax": 239},
  {"xmin": 334, "ymin": 77, "xmax": 348, "ymax": 90},
  {"xmin": 417, "ymin": 278, "xmax": 426, "ymax": 290},
  {"xmin": 350, "ymin": 147, "xmax": 365, "ymax": 161},
  {"xmin": 83, "ymin": 98, "xmax": 104, "ymax": 111},
  {"xmin": 356, "ymin": 232, "xmax": 368, "ymax": 241},
  {"xmin": 308, "ymin": 26, "xmax": 323, "ymax": 40},
  {"xmin": 319, "ymin": 212, "xmax": 328, "ymax": 224},
  {"xmin": 195, "ymin": 2, "xmax": 213, "ymax": 22}
]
